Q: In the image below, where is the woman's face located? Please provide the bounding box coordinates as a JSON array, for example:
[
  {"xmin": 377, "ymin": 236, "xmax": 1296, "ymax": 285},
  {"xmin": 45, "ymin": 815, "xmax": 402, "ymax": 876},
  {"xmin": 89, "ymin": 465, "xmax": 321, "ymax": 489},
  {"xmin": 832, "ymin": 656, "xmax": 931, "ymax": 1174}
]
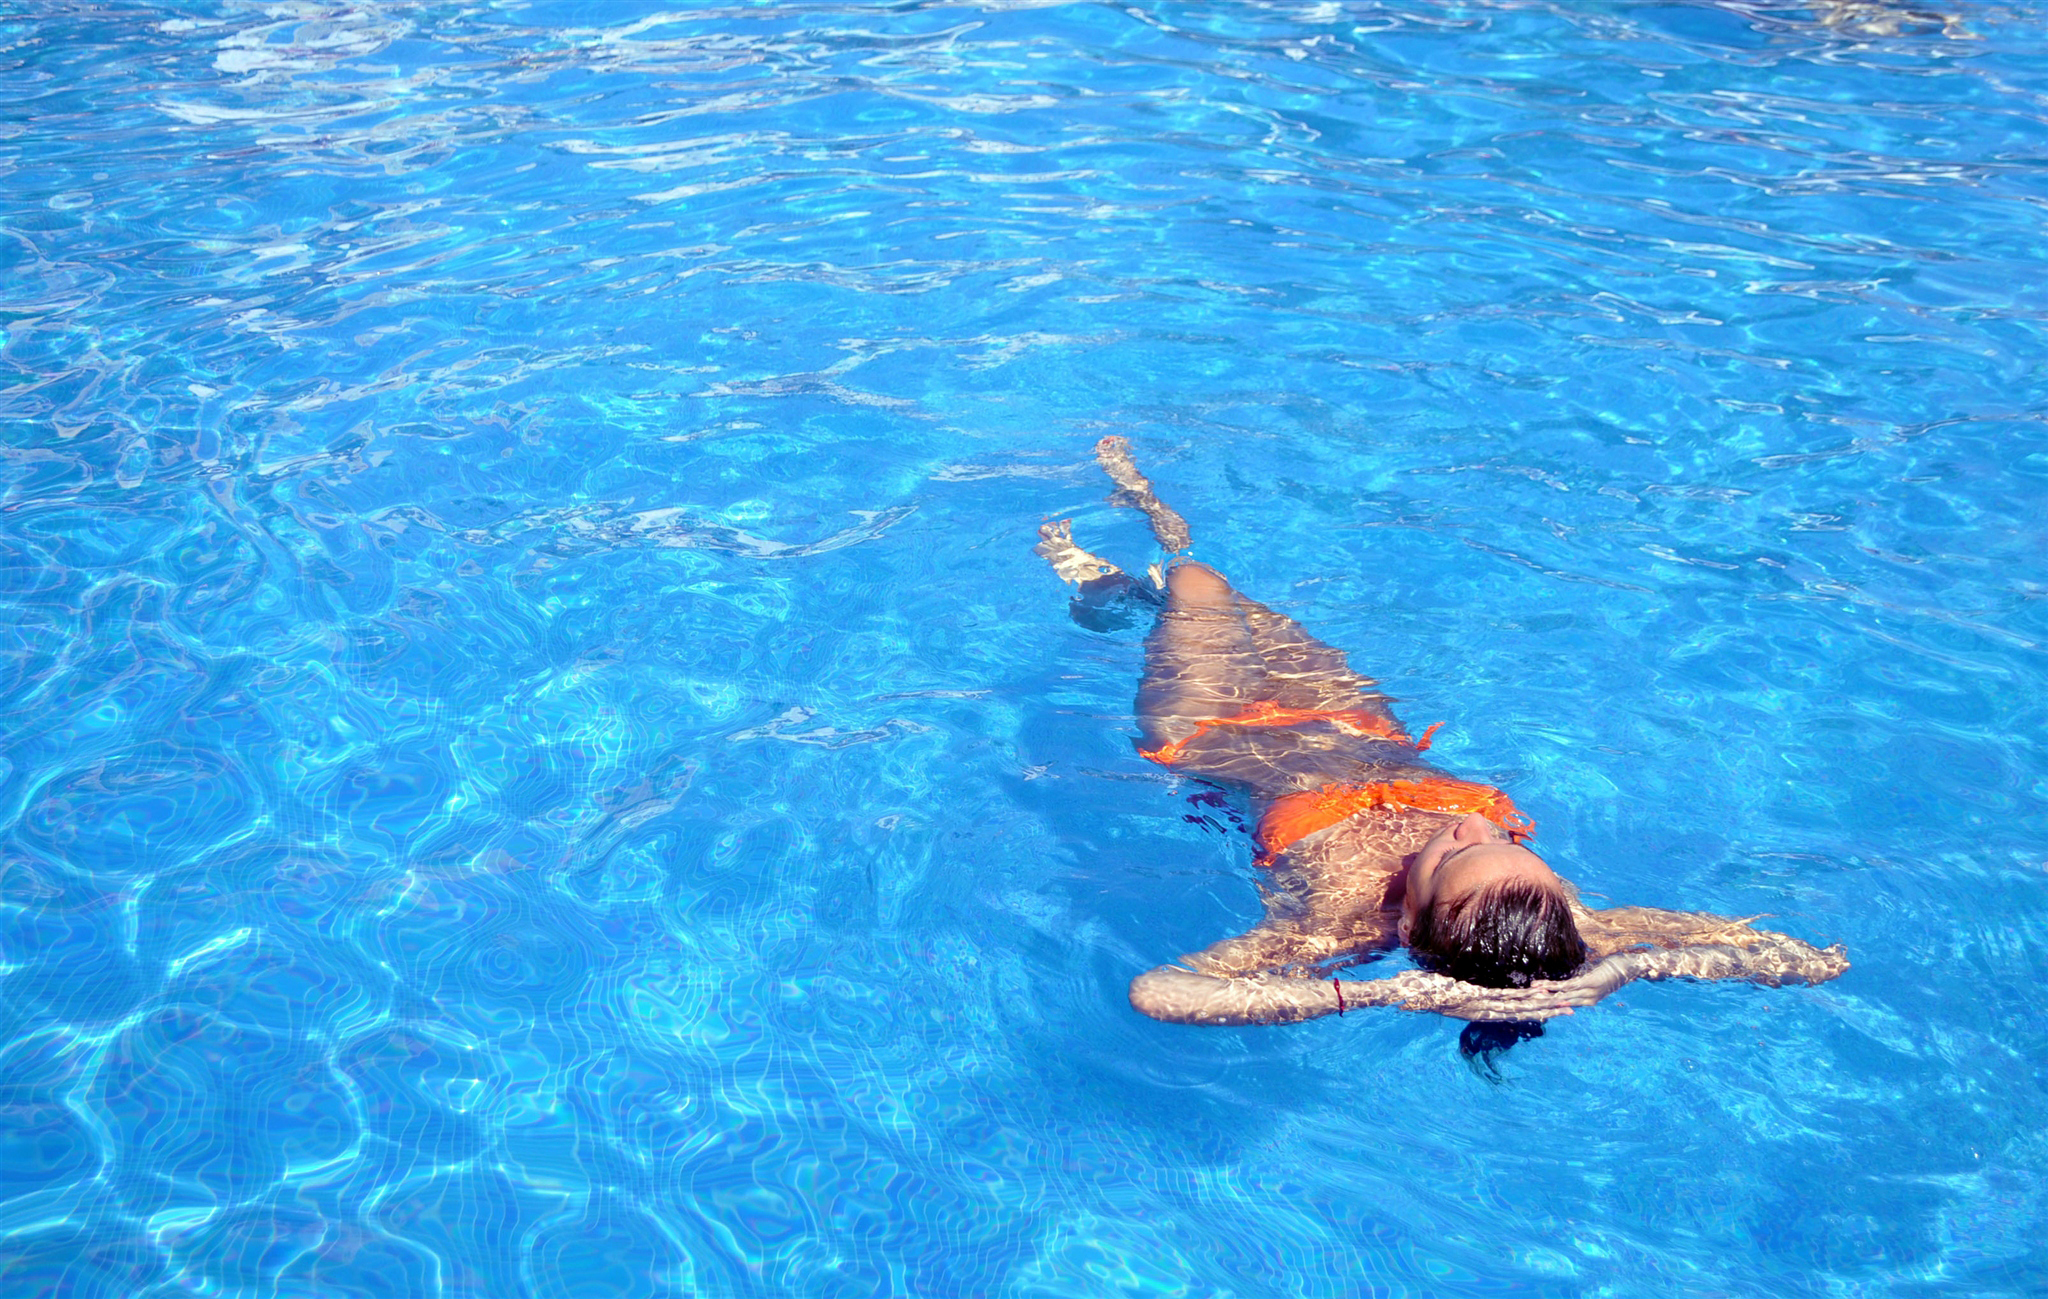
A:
[{"xmin": 1399, "ymin": 812, "xmax": 1561, "ymax": 943}]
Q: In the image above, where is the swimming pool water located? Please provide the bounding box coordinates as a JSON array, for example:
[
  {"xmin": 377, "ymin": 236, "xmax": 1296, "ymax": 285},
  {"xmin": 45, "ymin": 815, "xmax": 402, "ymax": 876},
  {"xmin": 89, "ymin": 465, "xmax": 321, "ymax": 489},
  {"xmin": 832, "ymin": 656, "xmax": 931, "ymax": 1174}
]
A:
[{"xmin": 3, "ymin": 1, "xmax": 2046, "ymax": 1295}]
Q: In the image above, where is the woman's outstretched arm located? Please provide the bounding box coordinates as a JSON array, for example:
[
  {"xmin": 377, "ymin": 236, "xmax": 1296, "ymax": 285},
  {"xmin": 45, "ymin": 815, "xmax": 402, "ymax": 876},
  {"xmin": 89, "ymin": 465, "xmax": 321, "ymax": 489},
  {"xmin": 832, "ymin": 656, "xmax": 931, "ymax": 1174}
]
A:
[
  {"xmin": 1127, "ymin": 929, "xmax": 1850, "ymax": 1026},
  {"xmin": 1126, "ymin": 964, "xmax": 1600, "ymax": 1026},
  {"xmin": 1574, "ymin": 928, "xmax": 1851, "ymax": 993}
]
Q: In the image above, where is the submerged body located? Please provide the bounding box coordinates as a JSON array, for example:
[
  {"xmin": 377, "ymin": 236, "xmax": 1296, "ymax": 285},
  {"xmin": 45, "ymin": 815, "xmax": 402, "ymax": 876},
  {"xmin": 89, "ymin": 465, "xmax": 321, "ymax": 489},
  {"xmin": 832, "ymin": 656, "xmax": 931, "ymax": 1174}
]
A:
[{"xmin": 1042, "ymin": 438, "xmax": 1848, "ymax": 1026}]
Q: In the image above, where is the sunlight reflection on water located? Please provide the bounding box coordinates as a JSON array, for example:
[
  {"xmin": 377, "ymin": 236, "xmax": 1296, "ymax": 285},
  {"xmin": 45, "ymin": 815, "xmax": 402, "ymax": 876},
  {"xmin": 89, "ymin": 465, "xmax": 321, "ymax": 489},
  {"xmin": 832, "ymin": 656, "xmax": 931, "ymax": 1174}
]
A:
[{"xmin": 2, "ymin": 2, "xmax": 2045, "ymax": 1296}]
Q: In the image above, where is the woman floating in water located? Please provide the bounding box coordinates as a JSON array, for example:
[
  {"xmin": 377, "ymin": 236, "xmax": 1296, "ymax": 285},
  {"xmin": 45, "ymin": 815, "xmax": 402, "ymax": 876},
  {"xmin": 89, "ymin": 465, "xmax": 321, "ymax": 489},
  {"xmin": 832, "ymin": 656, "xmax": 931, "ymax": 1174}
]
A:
[{"xmin": 1038, "ymin": 438, "xmax": 1848, "ymax": 1029}]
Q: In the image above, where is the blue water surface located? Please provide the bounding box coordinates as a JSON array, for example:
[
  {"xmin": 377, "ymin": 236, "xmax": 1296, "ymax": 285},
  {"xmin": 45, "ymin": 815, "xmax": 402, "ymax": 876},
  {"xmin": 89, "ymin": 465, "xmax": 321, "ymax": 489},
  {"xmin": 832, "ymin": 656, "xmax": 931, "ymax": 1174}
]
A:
[{"xmin": 3, "ymin": 1, "xmax": 2047, "ymax": 1295}]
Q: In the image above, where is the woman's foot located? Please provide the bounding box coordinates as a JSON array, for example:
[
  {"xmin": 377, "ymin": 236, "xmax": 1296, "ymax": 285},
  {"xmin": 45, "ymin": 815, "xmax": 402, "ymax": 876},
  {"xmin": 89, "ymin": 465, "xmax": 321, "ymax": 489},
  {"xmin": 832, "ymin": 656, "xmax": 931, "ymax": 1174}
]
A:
[
  {"xmin": 1036, "ymin": 520, "xmax": 1161, "ymax": 630},
  {"xmin": 1035, "ymin": 519, "xmax": 1122, "ymax": 585}
]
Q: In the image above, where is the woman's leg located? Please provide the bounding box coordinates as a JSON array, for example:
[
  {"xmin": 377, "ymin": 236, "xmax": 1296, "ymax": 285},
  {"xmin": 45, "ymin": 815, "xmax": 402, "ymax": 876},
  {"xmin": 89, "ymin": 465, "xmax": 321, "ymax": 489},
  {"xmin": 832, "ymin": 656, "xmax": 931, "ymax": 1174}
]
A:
[
  {"xmin": 1045, "ymin": 438, "xmax": 1402, "ymax": 749},
  {"xmin": 1095, "ymin": 435, "xmax": 1191, "ymax": 557},
  {"xmin": 1095, "ymin": 435, "xmax": 1397, "ymax": 722},
  {"xmin": 1233, "ymin": 595, "xmax": 1402, "ymax": 724},
  {"xmin": 1135, "ymin": 563, "xmax": 1269, "ymax": 754}
]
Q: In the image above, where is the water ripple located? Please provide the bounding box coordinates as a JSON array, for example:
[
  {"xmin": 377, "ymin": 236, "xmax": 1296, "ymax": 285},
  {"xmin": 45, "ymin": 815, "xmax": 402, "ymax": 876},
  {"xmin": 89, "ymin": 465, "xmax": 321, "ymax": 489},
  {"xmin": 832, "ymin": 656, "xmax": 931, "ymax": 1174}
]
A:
[{"xmin": 4, "ymin": 1, "xmax": 2048, "ymax": 1296}]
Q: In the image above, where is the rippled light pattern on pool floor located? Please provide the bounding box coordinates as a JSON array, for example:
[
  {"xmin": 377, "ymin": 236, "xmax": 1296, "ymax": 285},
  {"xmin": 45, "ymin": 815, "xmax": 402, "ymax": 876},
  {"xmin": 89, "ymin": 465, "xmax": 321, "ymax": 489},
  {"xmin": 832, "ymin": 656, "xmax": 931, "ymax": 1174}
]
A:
[{"xmin": 3, "ymin": 2, "xmax": 2046, "ymax": 1296}]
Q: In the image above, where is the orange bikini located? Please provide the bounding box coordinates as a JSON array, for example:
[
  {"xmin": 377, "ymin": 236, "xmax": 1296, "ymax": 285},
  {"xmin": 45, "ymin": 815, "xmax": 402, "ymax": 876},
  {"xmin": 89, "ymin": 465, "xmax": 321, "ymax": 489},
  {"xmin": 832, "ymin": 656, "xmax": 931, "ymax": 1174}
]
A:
[
  {"xmin": 1252, "ymin": 776, "xmax": 1534, "ymax": 866},
  {"xmin": 1137, "ymin": 701, "xmax": 1442, "ymax": 766},
  {"xmin": 1139, "ymin": 702, "xmax": 1534, "ymax": 865}
]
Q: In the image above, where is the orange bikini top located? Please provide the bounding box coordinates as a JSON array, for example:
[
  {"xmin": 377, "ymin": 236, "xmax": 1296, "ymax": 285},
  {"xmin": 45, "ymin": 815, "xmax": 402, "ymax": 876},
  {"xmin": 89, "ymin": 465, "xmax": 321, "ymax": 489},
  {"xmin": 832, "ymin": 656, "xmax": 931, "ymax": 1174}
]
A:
[
  {"xmin": 1253, "ymin": 776, "xmax": 1534, "ymax": 866},
  {"xmin": 1138, "ymin": 702, "xmax": 1534, "ymax": 865}
]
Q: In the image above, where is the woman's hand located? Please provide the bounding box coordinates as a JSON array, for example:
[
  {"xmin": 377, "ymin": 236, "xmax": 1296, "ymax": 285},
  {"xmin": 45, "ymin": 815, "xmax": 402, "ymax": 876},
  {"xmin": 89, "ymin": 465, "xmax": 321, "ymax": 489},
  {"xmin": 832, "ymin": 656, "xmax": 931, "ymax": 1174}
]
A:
[{"xmin": 1349, "ymin": 966, "xmax": 1621, "ymax": 1021}]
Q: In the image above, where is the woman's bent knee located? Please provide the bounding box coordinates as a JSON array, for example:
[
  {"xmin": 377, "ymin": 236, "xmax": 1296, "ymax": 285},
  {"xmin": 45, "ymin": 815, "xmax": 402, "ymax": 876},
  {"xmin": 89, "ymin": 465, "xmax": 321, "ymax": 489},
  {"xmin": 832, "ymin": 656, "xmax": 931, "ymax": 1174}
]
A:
[{"xmin": 1167, "ymin": 562, "xmax": 1232, "ymax": 607}]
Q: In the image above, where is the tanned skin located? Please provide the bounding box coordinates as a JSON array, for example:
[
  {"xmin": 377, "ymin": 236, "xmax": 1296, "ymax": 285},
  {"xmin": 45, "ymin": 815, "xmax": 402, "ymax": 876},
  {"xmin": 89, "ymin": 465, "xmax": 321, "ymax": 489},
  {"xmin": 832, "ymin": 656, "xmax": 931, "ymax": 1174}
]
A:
[{"xmin": 1038, "ymin": 438, "xmax": 1848, "ymax": 1026}]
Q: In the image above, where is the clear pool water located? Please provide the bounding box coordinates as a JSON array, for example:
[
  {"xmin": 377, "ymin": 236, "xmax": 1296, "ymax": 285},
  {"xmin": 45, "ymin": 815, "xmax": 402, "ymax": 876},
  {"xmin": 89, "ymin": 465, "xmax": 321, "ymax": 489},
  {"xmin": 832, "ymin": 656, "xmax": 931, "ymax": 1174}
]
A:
[{"xmin": 4, "ymin": 2, "xmax": 2046, "ymax": 1295}]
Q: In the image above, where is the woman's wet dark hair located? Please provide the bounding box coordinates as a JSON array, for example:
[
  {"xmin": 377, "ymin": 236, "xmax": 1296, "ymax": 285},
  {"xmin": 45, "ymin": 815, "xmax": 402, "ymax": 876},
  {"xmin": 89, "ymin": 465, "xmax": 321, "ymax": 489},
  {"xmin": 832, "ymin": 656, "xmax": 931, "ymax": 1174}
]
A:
[
  {"xmin": 1458, "ymin": 1019, "xmax": 1546, "ymax": 1082},
  {"xmin": 1407, "ymin": 876, "xmax": 1588, "ymax": 989}
]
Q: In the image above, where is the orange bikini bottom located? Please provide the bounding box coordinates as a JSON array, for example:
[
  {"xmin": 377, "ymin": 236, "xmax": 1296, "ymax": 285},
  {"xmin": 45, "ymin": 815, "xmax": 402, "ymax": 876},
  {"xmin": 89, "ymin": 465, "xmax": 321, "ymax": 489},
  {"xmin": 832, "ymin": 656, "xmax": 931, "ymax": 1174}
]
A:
[
  {"xmin": 1138, "ymin": 702, "xmax": 1533, "ymax": 864},
  {"xmin": 1138, "ymin": 700, "xmax": 1441, "ymax": 766}
]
